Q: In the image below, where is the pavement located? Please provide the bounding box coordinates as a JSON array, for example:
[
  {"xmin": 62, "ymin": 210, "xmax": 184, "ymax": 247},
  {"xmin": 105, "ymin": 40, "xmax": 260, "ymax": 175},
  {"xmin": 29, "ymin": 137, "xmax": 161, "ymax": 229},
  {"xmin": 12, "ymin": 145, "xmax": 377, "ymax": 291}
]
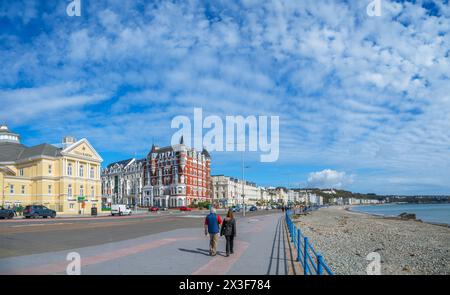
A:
[{"xmin": 0, "ymin": 210, "xmax": 301, "ymax": 275}]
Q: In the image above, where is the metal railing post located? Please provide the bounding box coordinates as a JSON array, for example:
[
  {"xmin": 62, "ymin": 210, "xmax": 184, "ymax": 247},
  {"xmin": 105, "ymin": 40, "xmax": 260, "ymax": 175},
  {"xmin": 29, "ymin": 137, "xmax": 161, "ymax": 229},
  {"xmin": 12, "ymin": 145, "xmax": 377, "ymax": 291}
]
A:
[
  {"xmin": 317, "ymin": 255, "xmax": 323, "ymax": 275},
  {"xmin": 304, "ymin": 237, "xmax": 309, "ymax": 275},
  {"xmin": 291, "ymin": 222, "xmax": 294, "ymax": 242},
  {"xmin": 297, "ymin": 229, "xmax": 301, "ymax": 261}
]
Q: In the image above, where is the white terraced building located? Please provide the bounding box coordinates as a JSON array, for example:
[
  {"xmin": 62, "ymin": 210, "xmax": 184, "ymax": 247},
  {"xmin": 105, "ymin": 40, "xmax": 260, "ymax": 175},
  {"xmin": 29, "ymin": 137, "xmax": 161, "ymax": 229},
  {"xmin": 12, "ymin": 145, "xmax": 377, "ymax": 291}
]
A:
[
  {"xmin": 101, "ymin": 158, "xmax": 145, "ymax": 207},
  {"xmin": 211, "ymin": 175, "xmax": 265, "ymax": 207}
]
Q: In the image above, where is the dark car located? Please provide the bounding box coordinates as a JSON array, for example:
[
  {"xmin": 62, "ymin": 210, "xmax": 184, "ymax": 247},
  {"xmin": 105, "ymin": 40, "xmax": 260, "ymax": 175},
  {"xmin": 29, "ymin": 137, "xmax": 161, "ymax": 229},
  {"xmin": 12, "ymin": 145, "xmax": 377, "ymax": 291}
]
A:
[
  {"xmin": 23, "ymin": 205, "xmax": 56, "ymax": 219},
  {"xmin": 231, "ymin": 206, "xmax": 241, "ymax": 212},
  {"xmin": 249, "ymin": 206, "xmax": 258, "ymax": 212},
  {"xmin": 0, "ymin": 207, "xmax": 15, "ymax": 219}
]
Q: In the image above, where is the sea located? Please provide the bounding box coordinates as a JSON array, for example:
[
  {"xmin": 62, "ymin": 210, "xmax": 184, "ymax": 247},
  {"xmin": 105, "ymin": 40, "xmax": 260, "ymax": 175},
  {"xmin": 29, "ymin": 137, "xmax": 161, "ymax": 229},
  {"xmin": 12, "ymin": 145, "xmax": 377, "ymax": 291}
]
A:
[{"xmin": 351, "ymin": 203, "xmax": 450, "ymax": 225}]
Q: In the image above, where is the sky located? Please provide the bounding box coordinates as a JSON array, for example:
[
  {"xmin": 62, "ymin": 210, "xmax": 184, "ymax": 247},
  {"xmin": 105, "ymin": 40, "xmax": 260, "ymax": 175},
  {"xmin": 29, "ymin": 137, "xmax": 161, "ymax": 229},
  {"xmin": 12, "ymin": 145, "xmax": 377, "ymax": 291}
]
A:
[{"xmin": 0, "ymin": 0, "xmax": 449, "ymax": 195}]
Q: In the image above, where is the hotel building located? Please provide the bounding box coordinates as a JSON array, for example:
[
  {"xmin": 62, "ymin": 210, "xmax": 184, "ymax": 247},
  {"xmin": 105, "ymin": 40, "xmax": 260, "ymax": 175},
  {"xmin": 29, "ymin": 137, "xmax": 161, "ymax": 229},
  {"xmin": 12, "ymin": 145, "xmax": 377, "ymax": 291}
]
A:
[
  {"xmin": 0, "ymin": 124, "xmax": 103, "ymax": 214},
  {"xmin": 143, "ymin": 138, "xmax": 211, "ymax": 208}
]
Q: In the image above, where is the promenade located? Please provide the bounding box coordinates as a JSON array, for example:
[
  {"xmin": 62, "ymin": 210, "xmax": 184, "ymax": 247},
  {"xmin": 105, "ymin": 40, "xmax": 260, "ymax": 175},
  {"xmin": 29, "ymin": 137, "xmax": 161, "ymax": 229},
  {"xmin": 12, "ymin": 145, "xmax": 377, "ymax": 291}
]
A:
[{"xmin": 0, "ymin": 211, "xmax": 301, "ymax": 275}]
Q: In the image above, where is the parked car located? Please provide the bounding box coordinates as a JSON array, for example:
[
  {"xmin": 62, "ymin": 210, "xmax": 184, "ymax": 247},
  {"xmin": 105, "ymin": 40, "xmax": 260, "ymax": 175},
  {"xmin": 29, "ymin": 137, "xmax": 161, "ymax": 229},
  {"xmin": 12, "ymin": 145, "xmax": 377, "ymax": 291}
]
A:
[
  {"xmin": 23, "ymin": 205, "xmax": 56, "ymax": 219},
  {"xmin": 111, "ymin": 204, "xmax": 132, "ymax": 216},
  {"xmin": 0, "ymin": 207, "xmax": 15, "ymax": 219},
  {"xmin": 149, "ymin": 206, "xmax": 159, "ymax": 212},
  {"xmin": 231, "ymin": 206, "xmax": 240, "ymax": 212},
  {"xmin": 249, "ymin": 205, "xmax": 258, "ymax": 212},
  {"xmin": 179, "ymin": 206, "xmax": 192, "ymax": 211}
]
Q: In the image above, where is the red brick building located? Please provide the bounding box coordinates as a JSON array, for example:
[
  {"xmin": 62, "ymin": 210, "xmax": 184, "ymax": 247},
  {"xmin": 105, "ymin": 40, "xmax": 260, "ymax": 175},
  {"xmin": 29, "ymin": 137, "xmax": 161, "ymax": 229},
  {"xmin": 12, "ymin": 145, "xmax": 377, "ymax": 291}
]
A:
[{"xmin": 143, "ymin": 137, "xmax": 211, "ymax": 208}]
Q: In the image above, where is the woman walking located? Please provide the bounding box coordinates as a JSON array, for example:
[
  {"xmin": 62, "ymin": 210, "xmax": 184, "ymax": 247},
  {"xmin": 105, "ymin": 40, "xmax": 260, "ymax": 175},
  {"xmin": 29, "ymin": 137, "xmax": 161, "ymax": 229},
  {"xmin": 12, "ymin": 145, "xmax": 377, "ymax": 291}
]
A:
[{"xmin": 220, "ymin": 209, "xmax": 237, "ymax": 257}]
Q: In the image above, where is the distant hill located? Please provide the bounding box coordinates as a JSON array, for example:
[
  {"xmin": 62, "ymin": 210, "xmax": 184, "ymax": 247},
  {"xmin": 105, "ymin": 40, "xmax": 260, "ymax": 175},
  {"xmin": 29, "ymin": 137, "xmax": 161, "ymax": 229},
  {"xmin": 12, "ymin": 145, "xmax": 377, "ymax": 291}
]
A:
[{"xmin": 290, "ymin": 188, "xmax": 450, "ymax": 204}]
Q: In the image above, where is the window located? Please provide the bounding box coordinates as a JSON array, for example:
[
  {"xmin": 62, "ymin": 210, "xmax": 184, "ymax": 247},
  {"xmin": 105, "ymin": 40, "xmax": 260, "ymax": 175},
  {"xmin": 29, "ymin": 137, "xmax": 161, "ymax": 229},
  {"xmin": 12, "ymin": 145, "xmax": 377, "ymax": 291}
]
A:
[
  {"xmin": 91, "ymin": 186, "xmax": 95, "ymax": 197},
  {"xmin": 68, "ymin": 185, "xmax": 72, "ymax": 197},
  {"xmin": 80, "ymin": 185, "xmax": 84, "ymax": 196},
  {"xmin": 19, "ymin": 169, "xmax": 24, "ymax": 176},
  {"xmin": 48, "ymin": 185, "xmax": 52, "ymax": 194},
  {"xmin": 90, "ymin": 167, "xmax": 95, "ymax": 179},
  {"xmin": 68, "ymin": 163, "xmax": 73, "ymax": 176},
  {"xmin": 48, "ymin": 165, "xmax": 52, "ymax": 174},
  {"xmin": 9, "ymin": 185, "xmax": 14, "ymax": 194},
  {"xmin": 21, "ymin": 185, "xmax": 25, "ymax": 194},
  {"xmin": 79, "ymin": 165, "xmax": 84, "ymax": 177}
]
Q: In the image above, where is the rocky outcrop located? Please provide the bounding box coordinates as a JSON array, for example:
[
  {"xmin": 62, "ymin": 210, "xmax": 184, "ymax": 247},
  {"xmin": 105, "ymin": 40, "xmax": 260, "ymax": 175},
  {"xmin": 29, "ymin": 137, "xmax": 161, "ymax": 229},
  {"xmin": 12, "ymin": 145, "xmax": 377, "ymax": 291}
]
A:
[{"xmin": 399, "ymin": 212, "xmax": 417, "ymax": 220}]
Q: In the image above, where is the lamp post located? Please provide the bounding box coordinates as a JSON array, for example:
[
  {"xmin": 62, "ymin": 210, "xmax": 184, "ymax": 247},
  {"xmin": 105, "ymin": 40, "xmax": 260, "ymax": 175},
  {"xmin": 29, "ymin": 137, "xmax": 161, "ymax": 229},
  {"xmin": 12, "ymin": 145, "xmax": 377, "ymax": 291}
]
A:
[
  {"xmin": 241, "ymin": 152, "xmax": 250, "ymax": 217},
  {"xmin": 225, "ymin": 142, "xmax": 250, "ymax": 216},
  {"xmin": 241, "ymin": 151, "xmax": 245, "ymax": 217},
  {"xmin": 2, "ymin": 174, "xmax": 5, "ymax": 207}
]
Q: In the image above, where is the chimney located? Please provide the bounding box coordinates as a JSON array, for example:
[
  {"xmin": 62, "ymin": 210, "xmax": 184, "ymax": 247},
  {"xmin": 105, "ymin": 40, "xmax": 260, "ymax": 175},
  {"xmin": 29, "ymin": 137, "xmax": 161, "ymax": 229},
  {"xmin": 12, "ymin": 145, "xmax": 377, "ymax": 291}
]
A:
[{"xmin": 62, "ymin": 136, "xmax": 76, "ymax": 149}]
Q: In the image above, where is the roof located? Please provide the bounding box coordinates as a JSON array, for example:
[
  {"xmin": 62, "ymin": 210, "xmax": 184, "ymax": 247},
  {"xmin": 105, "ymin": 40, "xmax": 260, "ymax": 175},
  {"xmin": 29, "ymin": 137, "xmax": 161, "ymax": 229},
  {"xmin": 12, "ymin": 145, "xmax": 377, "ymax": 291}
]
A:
[
  {"xmin": 107, "ymin": 158, "xmax": 134, "ymax": 169},
  {"xmin": 0, "ymin": 142, "xmax": 62, "ymax": 163},
  {"xmin": 0, "ymin": 124, "xmax": 17, "ymax": 134},
  {"xmin": 201, "ymin": 148, "xmax": 211, "ymax": 158},
  {"xmin": 18, "ymin": 143, "xmax": 61, "ymax": 160},
  {"xmin": 106, "ymin": 158, "xmax": 146, "ymax": 168},
  {"xmin": 0, "ymin": 129, "xmax": 13, "ymax": 134},
  {"xmin": 0, "ymin": 142, "xmax": 26, "ymax": 162}
]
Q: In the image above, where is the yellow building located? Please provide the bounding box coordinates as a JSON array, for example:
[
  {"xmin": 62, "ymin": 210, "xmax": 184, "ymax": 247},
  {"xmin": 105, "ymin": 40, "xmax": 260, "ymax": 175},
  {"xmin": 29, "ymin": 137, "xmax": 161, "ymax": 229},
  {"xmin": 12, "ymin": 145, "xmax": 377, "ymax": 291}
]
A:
[{"xmin": 0, "ymin": 124, "xmax": 103, "ymax": 215}]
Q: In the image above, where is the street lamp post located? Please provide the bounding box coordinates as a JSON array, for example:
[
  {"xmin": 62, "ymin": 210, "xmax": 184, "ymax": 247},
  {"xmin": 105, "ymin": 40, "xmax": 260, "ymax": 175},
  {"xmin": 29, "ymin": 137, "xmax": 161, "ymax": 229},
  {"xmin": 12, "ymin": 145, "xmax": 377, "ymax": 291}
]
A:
[
  {"xmin": 2, "ymin": 175, "xmax": 5, "ymax": 207},
  {"xmin": 135, "ymin": 181, "xmax": 138, "ymax": 213},
  {"xmin": 226, "ymin": 142, "xmax": 249, "ymax": 217},
  {"xmin": 241, "ymin": 151, "xmax": 251, "ymax": 217},
  {"xmin": 242, "ymin": 151, "xmax": 245, "ymax": 217}
]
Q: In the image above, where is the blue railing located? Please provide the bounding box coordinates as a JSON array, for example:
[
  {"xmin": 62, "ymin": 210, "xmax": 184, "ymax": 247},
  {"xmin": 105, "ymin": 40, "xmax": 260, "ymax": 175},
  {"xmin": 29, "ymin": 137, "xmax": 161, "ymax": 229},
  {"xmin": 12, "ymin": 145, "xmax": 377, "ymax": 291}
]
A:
[{"xmin": 285, "ymin": 210, "xmax": 334, "ymax": 275}]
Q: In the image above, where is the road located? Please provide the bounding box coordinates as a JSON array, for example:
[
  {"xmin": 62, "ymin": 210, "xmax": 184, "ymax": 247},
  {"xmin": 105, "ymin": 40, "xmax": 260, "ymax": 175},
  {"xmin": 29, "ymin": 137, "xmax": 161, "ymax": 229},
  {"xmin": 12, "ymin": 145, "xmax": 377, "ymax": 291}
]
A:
[{"xmin": 0, "ymin": 210, "xmax": 301, "ymax": 275}]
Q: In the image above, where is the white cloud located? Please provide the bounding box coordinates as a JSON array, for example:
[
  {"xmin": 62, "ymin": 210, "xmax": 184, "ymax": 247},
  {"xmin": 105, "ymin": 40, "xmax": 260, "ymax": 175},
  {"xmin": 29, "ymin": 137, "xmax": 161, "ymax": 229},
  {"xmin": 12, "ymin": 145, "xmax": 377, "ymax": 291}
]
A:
[
  {"xmin": 1, "ymin": 0, "xmax": 450, "ymax": 194},
  {"xmin": 307, "ymin": 169, "xmax": 354, "ymax": 189}
]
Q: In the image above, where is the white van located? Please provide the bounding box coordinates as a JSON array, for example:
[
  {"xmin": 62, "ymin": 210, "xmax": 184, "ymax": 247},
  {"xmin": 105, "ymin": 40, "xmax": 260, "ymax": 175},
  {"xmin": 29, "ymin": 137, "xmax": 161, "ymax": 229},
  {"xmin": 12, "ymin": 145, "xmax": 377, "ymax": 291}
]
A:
[{"xmin": 111, "ymin": 204, "xmax": 132, "ymax": 216}]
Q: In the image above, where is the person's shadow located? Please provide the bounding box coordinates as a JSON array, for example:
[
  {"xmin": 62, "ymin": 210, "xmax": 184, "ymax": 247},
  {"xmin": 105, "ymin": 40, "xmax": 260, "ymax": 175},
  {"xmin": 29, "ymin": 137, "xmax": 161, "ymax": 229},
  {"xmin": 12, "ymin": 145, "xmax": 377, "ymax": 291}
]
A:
[{"xmin": 178, "ymin": 248, "xmax": 226, "ymax": 257}]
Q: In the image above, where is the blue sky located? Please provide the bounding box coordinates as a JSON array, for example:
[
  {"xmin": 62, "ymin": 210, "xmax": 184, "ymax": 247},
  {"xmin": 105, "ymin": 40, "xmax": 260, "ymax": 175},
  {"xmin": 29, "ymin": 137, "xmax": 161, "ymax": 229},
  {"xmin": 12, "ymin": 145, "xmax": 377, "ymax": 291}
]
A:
[{"xmin": 1, "ymin": 0, "xmax": 449, "ymax": 195}]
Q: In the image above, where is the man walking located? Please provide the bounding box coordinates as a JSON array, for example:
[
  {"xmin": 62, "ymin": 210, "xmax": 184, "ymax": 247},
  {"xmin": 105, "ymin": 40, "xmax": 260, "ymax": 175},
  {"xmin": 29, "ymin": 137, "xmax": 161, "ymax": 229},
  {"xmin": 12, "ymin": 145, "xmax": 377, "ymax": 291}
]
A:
[{"xmin": 204, "ymin": 207, "xmax": 222, "ymax": 256}]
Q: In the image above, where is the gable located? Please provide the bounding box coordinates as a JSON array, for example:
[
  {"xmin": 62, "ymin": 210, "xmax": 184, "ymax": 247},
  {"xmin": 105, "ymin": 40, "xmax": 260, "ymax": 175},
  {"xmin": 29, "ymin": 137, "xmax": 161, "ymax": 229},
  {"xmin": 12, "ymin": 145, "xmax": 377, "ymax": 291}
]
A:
[{"xmin": 62, "ymin": 139, "xmax": 103, "ymax": 162}]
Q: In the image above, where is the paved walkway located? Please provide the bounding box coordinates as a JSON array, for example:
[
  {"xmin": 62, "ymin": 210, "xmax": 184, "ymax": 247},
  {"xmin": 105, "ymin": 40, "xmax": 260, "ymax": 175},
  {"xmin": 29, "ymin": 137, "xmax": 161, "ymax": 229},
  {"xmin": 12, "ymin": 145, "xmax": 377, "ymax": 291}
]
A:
[{"xmin": 0, "ymin": 212, "xmax": 301, "ymax": 275}]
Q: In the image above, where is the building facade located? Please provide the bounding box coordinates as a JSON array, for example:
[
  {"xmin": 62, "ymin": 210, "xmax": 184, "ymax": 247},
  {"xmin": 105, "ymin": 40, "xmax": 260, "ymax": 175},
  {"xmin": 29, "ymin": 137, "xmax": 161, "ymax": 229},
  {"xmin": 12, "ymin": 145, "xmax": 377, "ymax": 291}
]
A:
[
  {"xmin": 211, "ymin": 175, "xmax": 241, "ymax": 207},
  {"xmin": 143, "ymin": 139, "xmax": 211, "ymax": 208},
  {"xmin": 101, "ymin": 158, "xmax": 145, "ymax": 207},
  {"xmin": 266, "ymin": 187, "xmax": 288, "ymax": 204},
  {"xmin": 211, "ymin": 175, "xmax": 264, "ymax": 207},
  {"xmin": 0, "ymin": 125, "xmax": 103, "ymax": 214},
  {"xmin": 308, "ymin": 193, "xmax": 323, "ymax": 206}
]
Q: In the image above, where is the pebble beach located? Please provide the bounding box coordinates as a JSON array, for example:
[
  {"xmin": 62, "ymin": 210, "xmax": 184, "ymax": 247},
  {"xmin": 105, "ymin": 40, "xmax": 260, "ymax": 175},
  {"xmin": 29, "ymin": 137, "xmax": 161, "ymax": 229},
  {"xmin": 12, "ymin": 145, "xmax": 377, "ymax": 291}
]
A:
[{"xmin": 292, "ymin": 206, "xmax": 450, "ymax": 275}]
